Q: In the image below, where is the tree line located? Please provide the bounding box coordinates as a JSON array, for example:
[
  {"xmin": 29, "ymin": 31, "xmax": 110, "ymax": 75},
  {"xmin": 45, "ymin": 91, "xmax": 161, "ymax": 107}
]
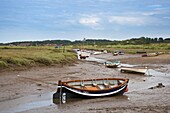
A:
[{"xmin": 1, "ymin": 37, "xmax": 170, "ymax": 46}]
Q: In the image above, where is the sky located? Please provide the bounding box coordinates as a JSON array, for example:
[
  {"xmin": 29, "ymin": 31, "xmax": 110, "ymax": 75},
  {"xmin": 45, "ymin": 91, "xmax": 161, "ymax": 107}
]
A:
[{"xmin": 0, "ymin": 0, "xmax": 170, "ymax": 43}]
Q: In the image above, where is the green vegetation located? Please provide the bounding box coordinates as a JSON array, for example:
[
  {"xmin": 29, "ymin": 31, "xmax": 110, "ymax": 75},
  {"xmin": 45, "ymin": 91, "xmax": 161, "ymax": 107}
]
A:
[
  {"xmin": 0, "ymin": 46, "xmax": 77, "ymax": 70},
  {"xmin": 0, "ymin": 37, "xmax": 169, "ymax": 70},
  {"xmin": 76, "ymin": 43, "xmax": 170, "ymax": 54}
]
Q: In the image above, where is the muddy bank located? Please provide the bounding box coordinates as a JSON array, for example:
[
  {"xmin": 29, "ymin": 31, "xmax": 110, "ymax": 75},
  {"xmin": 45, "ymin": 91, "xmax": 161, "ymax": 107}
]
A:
[
  {"xmin": 92, "ymin": 53, "xmax": 170, "ymax": 64},
  {"xmin": 0, "ymin": 53, "xmax": 170, "ymax": 113},
  {"xmin": 19, "ymin": 86, "xmax": 170, "ymax": 113}
]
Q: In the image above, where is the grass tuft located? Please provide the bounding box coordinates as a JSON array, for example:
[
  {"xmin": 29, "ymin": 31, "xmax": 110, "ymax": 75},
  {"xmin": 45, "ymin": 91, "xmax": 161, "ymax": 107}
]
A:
[
  {"xmin": 0, "ymin": 61, "xmax": 8, "ymax": 68},
  {"xmin": 33, "ymin": 56, "xmax": 53, "ymax": 66}
]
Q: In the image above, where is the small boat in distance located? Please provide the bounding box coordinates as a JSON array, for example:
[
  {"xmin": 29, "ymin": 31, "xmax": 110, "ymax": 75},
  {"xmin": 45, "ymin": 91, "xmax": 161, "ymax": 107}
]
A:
[
  {"xmin": 79, "ymin": 52, "xmax": 90, "ymax": 59},
  {"xmin": 113, "ymin": 50, "xmax": 124, "ymax": 56},
  {"xmin": 142, "ymin": 52, "xmax": 158, "ymax": 57},
  {"xmin": 53, "ymin": 78, "xmax": 129, "ymax": 104},
  {"xmin": 120, "ymin": 67, "xmax": 148, "ymax": 74},
  {"xmin": 104, "ymin": 61, "xmax": 120, "ymax": 68}
]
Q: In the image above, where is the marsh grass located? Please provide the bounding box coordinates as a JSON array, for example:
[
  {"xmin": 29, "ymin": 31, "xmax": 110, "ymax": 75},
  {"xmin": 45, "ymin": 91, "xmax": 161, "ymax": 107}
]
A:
[
  {"xmin": 0, "ymin": 44, "xmax": 169, "ymax": 69},
  {"xmin": 0, "ymin": 61, "xmax": 8, "ymax": 68},
  {"xmin": 0, "ymin": 46, "xmax": 77, "ymax": 69},
  {"xmin": 77, "ymin": 43, "xmax": 170, "ymax": 54},
  {"xmin": 1, "ymin": 57, "xmax": 33, "ymax": 66}
]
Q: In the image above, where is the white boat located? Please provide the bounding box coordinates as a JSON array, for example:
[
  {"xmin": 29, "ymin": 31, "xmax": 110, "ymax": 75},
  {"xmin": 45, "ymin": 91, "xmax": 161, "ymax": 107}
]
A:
[
  {"xmin": 104, "ymin": 61, "xmax": 120, "ymax": 68},
  {"xmin": 120, "ymin": 67, "xmax": 148, "ymax": 74},
  {"xmin": 142, "ymin": 53, "xmax": 158, "ymax": 57},
  {"xmin": 79, "ymin": 52, "xmax": 90, "ymax": 59},
  {"xmin": 93, "ymin": 51, "xmax": 103, "ymax": 55}
]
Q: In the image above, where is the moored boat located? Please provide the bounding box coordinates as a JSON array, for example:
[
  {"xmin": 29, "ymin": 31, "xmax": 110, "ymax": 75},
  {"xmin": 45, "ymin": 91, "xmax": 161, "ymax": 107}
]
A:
[
  {"xmin": 120, "ymin": 67, "xmax": 148, "ymax": 74},
  {"xmin": 53, "ymin": 78, "xmax": 129, "ymax": 103},
  {"xmin": 79, "ymin": 52, "xmax": 90, "ymax": 59},
  {"xmin": 104, "ymin": 61, "xmax": 120, "ymax": 68},
  {"xmin": 142, "ymin": 52, "xmax": 158, "ymax": 57}
]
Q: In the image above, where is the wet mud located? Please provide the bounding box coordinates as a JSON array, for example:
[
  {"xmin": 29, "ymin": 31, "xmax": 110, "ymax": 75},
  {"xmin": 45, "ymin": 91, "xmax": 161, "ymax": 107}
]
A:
[{"xmin": 0, "ymin": 53, "xmax": 170, "ymax": 113}]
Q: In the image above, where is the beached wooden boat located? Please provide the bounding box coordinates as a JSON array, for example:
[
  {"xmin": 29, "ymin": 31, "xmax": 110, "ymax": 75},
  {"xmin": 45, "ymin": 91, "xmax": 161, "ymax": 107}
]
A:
[
  {"xmin": 79, "ymin": 52, "xmax": 90, "ymax": 59},
  {"xmin": 53, "ymin": 78, "xmax": 129, "ymax": 103},
  {"xmin": 113, "ymin": 50, "xmax": 124, "ymax": 56},
  {"xmin": 120, "ymin": 67, "xmax": 148, "ymax": 74},
  {"xmin": 142, "ymin": 52, "xmax": 158, "ymax": 57},
  {"xmin": 93, "ymin": 51, "xmax": 103, "ymax": 55},
  {"xmin": 136, "ymin": 51, "xmax": 146, "ymax": 54},
  {"xmin": 104, "ymin": 61, "xmax": 120, "ymax": 68}
]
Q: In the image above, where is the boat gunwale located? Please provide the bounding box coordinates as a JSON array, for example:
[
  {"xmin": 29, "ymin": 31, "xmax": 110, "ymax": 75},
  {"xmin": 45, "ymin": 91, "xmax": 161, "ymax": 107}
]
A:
[{"xmin": 59, "ymin": 78, "xmax": 129, "ymax": 92}]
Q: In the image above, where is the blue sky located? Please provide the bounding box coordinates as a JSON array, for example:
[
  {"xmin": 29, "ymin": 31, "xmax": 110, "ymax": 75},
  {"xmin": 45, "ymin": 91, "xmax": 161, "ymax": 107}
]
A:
[{"xmin": 0, "ymin": 0, "xmax": 170, "ymax": 43}]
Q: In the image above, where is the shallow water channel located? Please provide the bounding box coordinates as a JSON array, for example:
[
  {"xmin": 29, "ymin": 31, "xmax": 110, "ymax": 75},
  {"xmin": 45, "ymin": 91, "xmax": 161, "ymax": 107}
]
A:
[{"xmin": 0, "ymin": 92, "xmax": 53, "ymax": 113}]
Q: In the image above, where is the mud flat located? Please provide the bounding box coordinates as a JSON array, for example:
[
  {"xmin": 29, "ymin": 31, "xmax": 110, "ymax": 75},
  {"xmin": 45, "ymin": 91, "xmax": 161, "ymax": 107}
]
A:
[{"xmin": 0, "ymin": 53, "xmax": 170, "ymax": 113}]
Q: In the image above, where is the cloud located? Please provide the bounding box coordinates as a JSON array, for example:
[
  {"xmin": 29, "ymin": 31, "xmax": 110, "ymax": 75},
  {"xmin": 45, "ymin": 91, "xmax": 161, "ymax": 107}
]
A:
[
  {"xmin": 142, "ymin": 12, "xmax": 159, "ymax": 16},
  {"xmin": 163, "ymin": 17, "xmax": 170, "ymax": 19},
  {"xmin": 79, "ymin": 16, "xmax": 100, "ymax": 26},
  {"xmin": 79, "ymin": 16, "xmax": 103, "ymax": 30},
  {"xmin": 108, "ymin": 16, "xmax": 146, "ymax": 26},
  {"xmin": 148, "ymin": 4, "xmax": 162, "ymax": 8},
  {"xmin": 98, "ymin": 0, "xmax": 112, "ymax": 2}
]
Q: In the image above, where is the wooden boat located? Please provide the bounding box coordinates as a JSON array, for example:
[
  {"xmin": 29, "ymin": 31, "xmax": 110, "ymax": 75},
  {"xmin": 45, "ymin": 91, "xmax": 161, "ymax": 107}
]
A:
[
  {"xmin": 120, "ymin": 67, "xmax": 148, "ymax": 74},
  {"xmin": 142, "ymin": 52, "xmax": 158, "ymax": 57},
  {"xmin": 53, "ymin": 78, "xmax": 129, "ymax": 103},
  {"xmin": 93, "ymin": 51, "xmax": 103, "ymax": 55},
  {"xmin": 104, "ymin": 61, "xmax": 120, "ymax": 68},
  {"xmin": 79, "ymin": 52, "xmax": 90, "ymax": 59},
  {"xmin": 113, "ymin": 50, "xmax": 124, "ymax": 56},
  {"xmin": 136, "ymin": 51, "xmax": 146, "ymax": 54}
]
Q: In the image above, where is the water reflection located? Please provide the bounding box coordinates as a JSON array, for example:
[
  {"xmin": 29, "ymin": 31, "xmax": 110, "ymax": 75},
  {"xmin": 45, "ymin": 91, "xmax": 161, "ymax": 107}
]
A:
[
  {"xmin": 53, "ymin": 94, "xmax": 129, "ymax": 105},
  {"xmin": 0, "ymin": 92, "xmax": 54, "ymax": 113},
  {"xmin": 85, "ymin": 57, "xmax": 107, "ymax": 63},
  {"xmin": 52, "ymin": 94, "xmax": 130, "ymax": 113}
]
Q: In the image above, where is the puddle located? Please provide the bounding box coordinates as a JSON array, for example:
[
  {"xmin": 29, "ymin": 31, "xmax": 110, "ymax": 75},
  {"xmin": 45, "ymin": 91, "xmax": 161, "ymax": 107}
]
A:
[
  {"xmin": 127, "ymin": 68, "xmax": 170, "ymax": 92},
  {"xmin": 147, "ymin": 69, "xmax": 166, "ymax": 76},
  {"xmin": 0, "ymin": 92, "xmax": 54, "ymax": 113}
]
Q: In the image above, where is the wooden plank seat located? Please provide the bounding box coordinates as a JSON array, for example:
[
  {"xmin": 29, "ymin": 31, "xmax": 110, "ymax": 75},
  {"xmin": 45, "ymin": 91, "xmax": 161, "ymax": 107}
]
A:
[
  {"xmin": 70, "ymin": 79, "xmax": 118, "ymax": 90},
  {"xmin": 84, "ymin": 86, "xmax": 100, "ymax": 90}
]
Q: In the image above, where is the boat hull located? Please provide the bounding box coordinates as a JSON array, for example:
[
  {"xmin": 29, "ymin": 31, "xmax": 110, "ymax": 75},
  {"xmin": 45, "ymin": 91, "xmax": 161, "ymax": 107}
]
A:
[
  {"xmin": 53, "ymin": 78, "xmax": 129, "ymax": 104},
  {"xmin": 53, "ymin": 86, "xmax": 128, "ymax": 104},
  {"xmin": 79, "ymin": 52, "xmax": 90, "ymax": 59},
  {"xmin": 53, "ymin": 84, "xmax": 127, "ymax": 98},
  {"xmin": 106, "ymin": 65, "xmax": 119, "ymax": 68},
  {"xmin": 120, "ymin": 67, "xmax": 147, "ymax": 74},
  {"xmin": 104, "ymin": 61, "xmax": 120, "ymax": 68},
  {"xmin": 53, "ymin": 81, "xmax": 128, "ymax": 104},
  {"xmin": 142, "ymin": 53, "xmax": 158, "ymax": 57}
]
